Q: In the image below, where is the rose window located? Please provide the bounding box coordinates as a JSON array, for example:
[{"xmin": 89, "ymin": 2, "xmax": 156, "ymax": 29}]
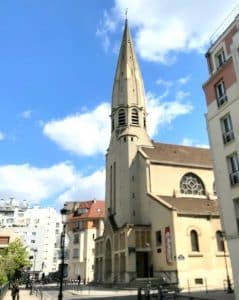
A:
[{"xmin": 180, "ymin": 173, "xmax": 205, "ymax": 195}]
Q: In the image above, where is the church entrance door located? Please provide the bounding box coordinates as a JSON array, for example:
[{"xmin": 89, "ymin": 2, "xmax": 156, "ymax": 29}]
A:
[{"xmin": 136, "ymin": 252, "xmax": 149, "ymax": 277}]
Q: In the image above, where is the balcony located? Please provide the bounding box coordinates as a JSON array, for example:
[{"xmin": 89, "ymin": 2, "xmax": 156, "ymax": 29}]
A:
[
  {"xmin": 223, "ymin": 131, "xmax": 234, "ymax": 144},
  {"xmin": 230, "ymin": 171, "xmax": 239, "ymax": 185}
]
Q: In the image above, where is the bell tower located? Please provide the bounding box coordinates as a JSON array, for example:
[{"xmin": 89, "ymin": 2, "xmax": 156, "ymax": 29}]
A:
[{"xmin": 105, "ymin": 19, "xmax": 152, "ymax": 228}]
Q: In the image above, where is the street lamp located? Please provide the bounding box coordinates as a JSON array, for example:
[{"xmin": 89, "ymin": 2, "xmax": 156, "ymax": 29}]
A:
[
  {"xmin": 219, "ymin": 231, "xmax": 233, "ymax": 293},
  {"xmin": 30, "ymin": 248, "xmax": 38, "ymax": 295},
  {"xmin": 32, "ymin": 248, "xmax": 38, "ymax": 279},
  {"xmin": 58, "ymin": 207, "xmax": 70, "ymax": 300}
]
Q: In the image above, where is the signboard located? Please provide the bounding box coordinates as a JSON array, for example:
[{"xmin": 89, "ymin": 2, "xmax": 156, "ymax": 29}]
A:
[{"xmin": 165, "ymin": 226, "xmax": 173, "ymax": 265}]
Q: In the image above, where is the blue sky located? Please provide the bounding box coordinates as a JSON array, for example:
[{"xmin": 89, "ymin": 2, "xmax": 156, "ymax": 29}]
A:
[{"xmin": 0, "ymin": 0, "xmax": 238, "ymax": 209}]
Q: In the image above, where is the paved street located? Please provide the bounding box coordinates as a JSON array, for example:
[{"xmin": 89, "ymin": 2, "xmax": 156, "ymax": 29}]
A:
[
  {"xmin": 4, "ymin": 287, "xmax": 38, "ymax": 300},
  {"xmin": 4, "ymin": 283, "xmax": 234, "ymax": 300},
  {"xmin": 39, "ymin": 284, "xmax": 237, "ymax": 300}
]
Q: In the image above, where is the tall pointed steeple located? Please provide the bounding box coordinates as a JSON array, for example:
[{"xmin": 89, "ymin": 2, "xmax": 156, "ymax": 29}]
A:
[
  {"xmin": 112, "ymin": 20, "xmax": 146, "ymax": 109},
  {"xmin": 106, "ymin": 19, "xmax": 152, "ymax": 228},
  {"xmin": 110, "ymin": 20, "xmax": 151, "ymax": 145}
]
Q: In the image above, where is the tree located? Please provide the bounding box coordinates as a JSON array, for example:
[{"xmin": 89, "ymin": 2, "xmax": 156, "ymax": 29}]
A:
[{"xmin": 0, "ymin": 239, "xmax": 30, "ymax": 285}]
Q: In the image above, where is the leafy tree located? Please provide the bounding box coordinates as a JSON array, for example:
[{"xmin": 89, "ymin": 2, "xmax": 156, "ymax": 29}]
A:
[{"xmin": 0, "ymin": 239, "xmax": 30, "ymax": 285}]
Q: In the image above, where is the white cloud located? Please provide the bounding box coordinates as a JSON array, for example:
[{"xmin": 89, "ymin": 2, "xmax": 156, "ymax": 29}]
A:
[
  {"xmin": 0, "ymin": 163, "xmax": 105, "ymax": 206},
  {"xmin": 177, "ymin": 75, "xmax": 191, "ymax": 85},
  {"xmin": 43, "ymin": 78, "xmax": 193, "ymax": 157},
  {"xmin": 147, "ymin": 91, "xmax": 193, "ymax": 137},
  {"xmin": 181, "ymin": 138, "xmax": 209, "ymax": 148},
  {"xmin": 43, "ymin": 102, "xmax": 111, "ymax": 156},
  {"xmin": 56, "ymin": 169, "xmax": 105, "ymax": 206},
  {"xmin": 96, "ymin": 10, "xmax": 118, "ymax": 51},
  {"xmin": 21, "ymin": 110, "xmax": 32, "ymax": 119},
  {"xmin": 0, "ymin": 131, "xmax": 5, "ymax": 141},
  {"xmin": 99, "ymin": 0, "xmax": 239, "ymax": 63}
]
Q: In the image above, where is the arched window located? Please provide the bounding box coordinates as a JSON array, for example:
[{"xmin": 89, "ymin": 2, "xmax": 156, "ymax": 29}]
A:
[
  {"xmin": 216, "ymin": 231, "xmax": 225, "ymax": 252},
  {"xmin": 118, "ymin": 109, "xmax": 126, "ymax": 126},
  {"xmin": 131, "ymin": 108, "xmax": 139, "ymax": 125},
  {"xmin": 190, "ymin": 230, "xmax": 199, "ymax": 252},
  {"xmin": 180, "ymin": 173, "xmax": 205, "ymax": 195}
]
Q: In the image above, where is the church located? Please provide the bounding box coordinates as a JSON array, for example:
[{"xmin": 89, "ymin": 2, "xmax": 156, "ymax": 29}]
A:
[{"xmin": 94, "ymin": 19, "xmax": 232, "ymax": 291}]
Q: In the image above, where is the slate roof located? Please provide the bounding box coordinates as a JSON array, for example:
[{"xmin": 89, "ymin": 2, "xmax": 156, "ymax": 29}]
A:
[
  {"xmin": 142, "ymin": 142, "xmax": 213, "ymax": 168},
  {"xmin": 159, "ymin": 195, "xmax": 219, "ymax": 216}
]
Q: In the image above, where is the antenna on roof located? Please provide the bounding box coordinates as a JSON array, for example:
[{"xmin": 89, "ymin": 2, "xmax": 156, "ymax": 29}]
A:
[{"xmin": 209, "ymin": 4, "xmax": 239, "ymax": 45}]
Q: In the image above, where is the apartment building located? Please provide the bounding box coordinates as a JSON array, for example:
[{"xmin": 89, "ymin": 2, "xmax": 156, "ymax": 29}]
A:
[
  {"xmin": 203, "ymin": 14, "xmax": 239, "ymax": 299},
  {"xmin": 65, "ymin": 200, "xmax": 104, "ymax": 282},
  {"xmin": 0, "ymin": 199, "xmax": 62, "ymax": 276}
]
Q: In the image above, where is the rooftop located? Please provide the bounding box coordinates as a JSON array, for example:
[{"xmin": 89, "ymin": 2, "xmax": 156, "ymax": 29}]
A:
[{"xmin": 142, "ymin": 142, "xmax": 212, "ymax": 169}]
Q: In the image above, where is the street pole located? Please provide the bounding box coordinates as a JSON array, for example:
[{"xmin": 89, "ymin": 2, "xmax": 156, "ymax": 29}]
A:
[
  {"xmin": 30, "ymin": 248, "xmax": 37, "ymax": 295},
  {"xmin": 221, "ymin": 232, "xmax": 233, "ymax": 293},
  {"xmin": 58, "ymin": 226, "xmax": 65, "ymax": 300},
  {"xmin": 58, "ymin": 207, "xmax": 69, "ymax": 300}
]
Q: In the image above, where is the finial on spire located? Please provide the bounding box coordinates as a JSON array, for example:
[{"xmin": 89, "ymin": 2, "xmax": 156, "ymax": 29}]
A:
[{"xmin": 125, "ymin": 8, "xmax": 128, "ymax": 23}]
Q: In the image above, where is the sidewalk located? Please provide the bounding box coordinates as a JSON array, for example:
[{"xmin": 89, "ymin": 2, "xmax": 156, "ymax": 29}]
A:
[
  {"xmin": 70, "ymin": 286, "xmax": 236, "ymax": 300},
  {"xmin": 3, "ymin": 288, "xmax": 39, "ymax": 300}
]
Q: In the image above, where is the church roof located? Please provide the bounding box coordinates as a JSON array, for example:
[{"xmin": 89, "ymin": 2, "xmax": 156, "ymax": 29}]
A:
[
  {"xmin": 142, "ymin": 142, "xmax": 213, "ymax": 168},
  {"xmin": 159, "ymin": 196, "xmax": 219, "ymax": 216}
]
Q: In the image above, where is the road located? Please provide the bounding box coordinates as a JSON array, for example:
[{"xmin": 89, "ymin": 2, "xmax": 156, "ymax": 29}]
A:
[{"xmin": 39, "ymin": 284, "xmax": 138, "ymax": 300}]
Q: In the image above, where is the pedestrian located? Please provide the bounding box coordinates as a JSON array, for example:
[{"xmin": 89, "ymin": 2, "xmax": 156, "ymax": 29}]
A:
[
  {"xmin": 77, "ymin": 275, "xmax": 81, "ymax": 286},
  {"xmin": 11, "ymin": 282, "xmax": 20, "ymax": 300}
]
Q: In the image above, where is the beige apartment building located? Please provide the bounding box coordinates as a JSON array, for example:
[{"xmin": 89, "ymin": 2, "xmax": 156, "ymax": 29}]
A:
[
  {"xmin": 65, "ymin": 200, "xmax": 104, "ymax": 282},
  {"xmin": 94, "ymin": 19, "xmax": 232, "ymax": 292},
  {"xmin": 203, "ymin": 14, "xmax": 239, "ymax": 299}
]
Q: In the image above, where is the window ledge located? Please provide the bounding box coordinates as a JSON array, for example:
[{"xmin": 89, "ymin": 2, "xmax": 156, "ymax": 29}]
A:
[
  {"xmin": 215, "ymin": 252, "xmax": 229, "ymax": 257},
  {"xmin": 188, "ymin": 252, "xmax": 203, "ymax": 257}
]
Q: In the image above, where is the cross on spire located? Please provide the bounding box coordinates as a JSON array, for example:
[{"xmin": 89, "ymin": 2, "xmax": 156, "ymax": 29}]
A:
[{"xmin": 125, "ymin": 8, "xmax": 128, "ymax": 22}]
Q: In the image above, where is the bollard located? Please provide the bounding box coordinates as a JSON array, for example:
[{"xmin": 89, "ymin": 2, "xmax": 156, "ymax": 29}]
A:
[
  {"xmin": 158, "ymin": 286, "xmax": 163, "ymax": 300},
  {"xmin": 137, "ymin": 287, "xmax": 142, "ymax": 300},
  {"xmin": 145, "ymin": 287, "xmax": 150, "ymax": 300}
]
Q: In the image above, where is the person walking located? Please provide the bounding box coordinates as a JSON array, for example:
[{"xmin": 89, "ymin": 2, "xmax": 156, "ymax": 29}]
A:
[{"xmin": 11, "ymin": 282, "xmax": 20, "ymax": 300}]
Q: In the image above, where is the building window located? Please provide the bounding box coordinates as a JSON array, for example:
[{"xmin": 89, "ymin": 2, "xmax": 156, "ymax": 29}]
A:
[
  {"xmin": 195, "ymin": 278, "xmax": 203, "ymax": 284},
  {"xmin": 227, "ymin": 153, "xmax": 239, "ymax": 185},
  {"xmin": 190, "ymin": 230, "xmax": 199, "ymax": 252},
  {"xmin": 215, "ymin": 48, "xmax": 226, "ymax": 69},
  {"xmin": 221, "ymin": 114, "xmax": 234, "ymax": 144},
  {"xmin": 73, "ymin": 234, "xmax": 79, "ymax": 244},
  {"xmin": 118, "ymin": 109, "xmax": 126, "ymax": 126},
  {"xmin": 216, "ymin": 231, "xmax": 225, "ymax": 252},
  {"xmin": 215, "ymin": 80, "xmax": 227, "ymax": 107},
  {"xmin": 131, "ymin": 109, "xmax": 139, "ymax": 125},
  {"xmin": 72, "ymin": 248, "xmax": 79, "ymax": 259},
  {"xmin": 180, "ymin": 173, "xmax": 205, "ymax": 195},
  {"xmin": 233, "ymin": 198, "xmax": 239, "ymax": 232},
  {"xmin": 155, "ymin": 230, "xmax": 162, "ymax": 247}
]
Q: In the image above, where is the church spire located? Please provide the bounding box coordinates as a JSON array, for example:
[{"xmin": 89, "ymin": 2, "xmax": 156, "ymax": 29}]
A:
[{"xmin": 111, "ymin": 20, "xmax": 147, "ymax": 116}]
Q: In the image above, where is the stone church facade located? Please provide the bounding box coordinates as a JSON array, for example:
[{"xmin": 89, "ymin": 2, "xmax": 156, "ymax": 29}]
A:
[{"xmin": 94, "ymin": 20, "xmax": 232, "ymax": 291}]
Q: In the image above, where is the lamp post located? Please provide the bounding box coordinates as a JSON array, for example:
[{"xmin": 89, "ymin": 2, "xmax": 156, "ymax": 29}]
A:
[
  {"xmin": 58, "ymin": 207, "xmax": 69, "ymax": 300},
  {"xmin": 33, "ymin": 249, "xmax": 38, "ymax": 279},
  {"xmin": 30, "ymin": 248, "xmax": 37, "ymax": 295},
  {"xmin": 220, "ymin": 231, "xmax": 233, "ymax": 293}
]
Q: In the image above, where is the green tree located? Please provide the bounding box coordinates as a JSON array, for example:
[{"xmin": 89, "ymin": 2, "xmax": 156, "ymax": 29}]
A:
[{"xmin": 0, "ymin": 239, "xmax": 30, "ymax": 284}]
